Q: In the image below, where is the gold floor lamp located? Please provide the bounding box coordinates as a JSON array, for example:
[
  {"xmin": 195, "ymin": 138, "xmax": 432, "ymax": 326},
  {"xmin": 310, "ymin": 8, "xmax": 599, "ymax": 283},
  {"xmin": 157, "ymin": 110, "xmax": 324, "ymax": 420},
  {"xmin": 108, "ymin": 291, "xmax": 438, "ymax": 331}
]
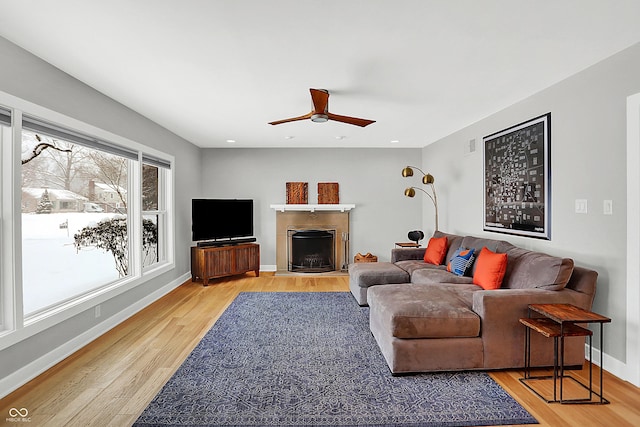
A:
[{"xmin": 402, "ymin": 166, "xmax": 439, "ymax": 231}]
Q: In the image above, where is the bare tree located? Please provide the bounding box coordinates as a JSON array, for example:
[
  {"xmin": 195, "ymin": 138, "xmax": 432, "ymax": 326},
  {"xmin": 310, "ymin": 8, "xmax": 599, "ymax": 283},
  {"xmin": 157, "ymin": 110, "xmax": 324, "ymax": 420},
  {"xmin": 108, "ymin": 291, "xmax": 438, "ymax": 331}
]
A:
[
  {"xmin": 142, "ymin": 164, "xmax": 159, "ymax": 210},
  {"xmin": 22, "ymin": 133, "xmax": 91, "ymax": 194},
  {"xmin": 42, "ymin": 141, "xmax": 90, "ymax": 191},
  {"xmin": 21, "ymin": 134, "xmax": 72, "ymax": 165},
  {"xmin": 90, "ymin": 152, "xmax": 128, "ymax": 208},
  {"xmin": 21, "ymin": 146, "xmax": 49, "ymax": 188}
]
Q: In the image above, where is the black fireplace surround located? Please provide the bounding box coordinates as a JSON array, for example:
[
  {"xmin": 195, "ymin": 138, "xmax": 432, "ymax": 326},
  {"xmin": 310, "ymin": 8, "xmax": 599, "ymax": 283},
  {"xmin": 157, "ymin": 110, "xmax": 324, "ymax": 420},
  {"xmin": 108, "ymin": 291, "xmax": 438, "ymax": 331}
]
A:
[{"xmin": 288, "ymin": 229, "xmax": 336, "ymax": 273}]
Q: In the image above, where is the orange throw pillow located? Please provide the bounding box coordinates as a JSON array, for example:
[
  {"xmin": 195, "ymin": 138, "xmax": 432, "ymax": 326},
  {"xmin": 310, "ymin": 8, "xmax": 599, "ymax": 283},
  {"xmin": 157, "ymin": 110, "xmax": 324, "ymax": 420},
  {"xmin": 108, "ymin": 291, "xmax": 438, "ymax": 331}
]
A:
[
  {"xmin": 473, "ymin": 247, "xmax": 508, "ymax": 290},
  {"xmin": 423, "ymin": 236, "xmax": 448, "ymax": 265}
]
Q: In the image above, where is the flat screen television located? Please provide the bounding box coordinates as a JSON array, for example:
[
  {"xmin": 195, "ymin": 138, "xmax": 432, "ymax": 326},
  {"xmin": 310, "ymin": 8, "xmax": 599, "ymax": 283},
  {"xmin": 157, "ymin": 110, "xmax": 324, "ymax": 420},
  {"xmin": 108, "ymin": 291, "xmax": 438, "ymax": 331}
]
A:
[{"xmin": 192, "ymin": 199, "xmax": 254, "ymax": 242}]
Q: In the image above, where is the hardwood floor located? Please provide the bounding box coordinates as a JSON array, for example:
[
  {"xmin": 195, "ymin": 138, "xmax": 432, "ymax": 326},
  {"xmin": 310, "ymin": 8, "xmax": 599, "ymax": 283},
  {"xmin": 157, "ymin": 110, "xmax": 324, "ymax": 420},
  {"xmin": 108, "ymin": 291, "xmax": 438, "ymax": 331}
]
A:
[{"xmin": 1, "ymin": 273, "xmax": 639, "ymax": 426}]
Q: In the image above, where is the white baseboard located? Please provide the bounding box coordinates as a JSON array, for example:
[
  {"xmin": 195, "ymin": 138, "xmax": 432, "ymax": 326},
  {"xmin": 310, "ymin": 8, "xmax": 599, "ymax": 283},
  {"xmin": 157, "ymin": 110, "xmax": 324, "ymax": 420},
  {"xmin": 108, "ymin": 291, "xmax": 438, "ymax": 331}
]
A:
[
  {"xmin": 585, "ymin": 343, "xmax": 632, "ymax": 385},
  {"xmin": 0, "ymin": 272, "xmax": 190, "ymax": 400},
  {"xmin": 261, "ymin": 264, "xmax": 277, "ymax": 272}
]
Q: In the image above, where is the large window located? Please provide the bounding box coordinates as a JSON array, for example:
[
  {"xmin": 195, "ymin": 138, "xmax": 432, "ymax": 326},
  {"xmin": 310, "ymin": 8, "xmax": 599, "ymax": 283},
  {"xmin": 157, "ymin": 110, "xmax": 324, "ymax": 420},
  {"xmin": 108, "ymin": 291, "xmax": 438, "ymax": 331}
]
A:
[
  {"xmin": 21, "ymin": 127, "xmax": 134, "ymax": 315},
  {"xmin": 14, "ymin": 115, "xmax": 173, "ymax": 318},
  {"xmin": 0, "ymin": 98, "xmax": 174, "ymax": 358}
]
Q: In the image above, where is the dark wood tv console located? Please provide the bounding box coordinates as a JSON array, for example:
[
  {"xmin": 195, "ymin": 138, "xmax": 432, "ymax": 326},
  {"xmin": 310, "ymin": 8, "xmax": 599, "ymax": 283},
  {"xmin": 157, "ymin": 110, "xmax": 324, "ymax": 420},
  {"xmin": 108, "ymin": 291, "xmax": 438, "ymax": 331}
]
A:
[{"xmin": 191, "ymin": 243, "xmax": 260, "ymax": 286}]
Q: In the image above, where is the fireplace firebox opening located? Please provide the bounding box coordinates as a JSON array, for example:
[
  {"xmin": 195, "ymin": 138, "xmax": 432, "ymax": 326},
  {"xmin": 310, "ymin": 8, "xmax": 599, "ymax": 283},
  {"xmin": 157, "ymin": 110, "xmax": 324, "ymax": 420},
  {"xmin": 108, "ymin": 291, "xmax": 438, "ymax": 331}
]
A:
[{"xmin": 288, "ymin": 229, "xmax": 336, "ymax": 273}]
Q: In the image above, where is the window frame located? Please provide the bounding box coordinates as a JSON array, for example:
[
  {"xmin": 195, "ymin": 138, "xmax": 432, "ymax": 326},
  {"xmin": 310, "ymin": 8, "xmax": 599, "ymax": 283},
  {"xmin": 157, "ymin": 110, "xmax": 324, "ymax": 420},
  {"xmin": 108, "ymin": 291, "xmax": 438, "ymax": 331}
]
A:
[
  {"xmin": 141, "ymin": 161, "xmax": 171, "ymax": 272},
  {"xmin": 0, "ymin": 108, "xmax": 14, "ymax": 334},
  {"xmin": 0, "ymin": 93, "xmax": 175, "ymax": 351}
]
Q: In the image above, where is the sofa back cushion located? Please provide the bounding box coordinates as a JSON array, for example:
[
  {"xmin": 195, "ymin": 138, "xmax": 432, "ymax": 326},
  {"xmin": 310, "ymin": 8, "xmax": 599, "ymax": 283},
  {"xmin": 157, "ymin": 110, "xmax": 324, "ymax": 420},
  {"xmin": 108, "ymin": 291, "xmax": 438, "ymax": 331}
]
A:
[
  {"xmin": 460, "ymin": 235, "xmax": 515, "ymax": 256},
  {"xmin": 431, "ymin": 232, "xmax": 576, "ymax": 291},
  {"xmin": 502, "ymin": 247, "xmax": 574, "ymax": 291},
  {"xmin": 460, "ymin": 236, "xmax": 515, "ymax": 275}
]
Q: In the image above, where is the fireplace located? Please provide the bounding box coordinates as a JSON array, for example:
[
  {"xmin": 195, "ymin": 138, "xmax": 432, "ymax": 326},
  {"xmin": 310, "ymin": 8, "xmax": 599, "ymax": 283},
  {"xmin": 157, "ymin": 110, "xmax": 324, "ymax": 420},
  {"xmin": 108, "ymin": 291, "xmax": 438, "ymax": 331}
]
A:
[
  {"xmin": 271, "ymin": 204, "xmax": 354, "ymax": 274},
  {"xmin": 288, "ymin": 229, "xmax": 335, "ymax": 273}
]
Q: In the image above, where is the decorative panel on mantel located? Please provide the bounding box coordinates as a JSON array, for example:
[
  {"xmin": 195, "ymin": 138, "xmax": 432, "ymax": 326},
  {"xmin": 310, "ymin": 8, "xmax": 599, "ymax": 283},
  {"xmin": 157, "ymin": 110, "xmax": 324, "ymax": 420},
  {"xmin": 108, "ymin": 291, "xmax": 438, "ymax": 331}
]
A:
[
  {"xmin": 318, "ymin": 182, "xmax": 339, "ymax": 204},
  {"xmin": 286, "ymin": 182, "xmax": 308, "ymax": 204}
]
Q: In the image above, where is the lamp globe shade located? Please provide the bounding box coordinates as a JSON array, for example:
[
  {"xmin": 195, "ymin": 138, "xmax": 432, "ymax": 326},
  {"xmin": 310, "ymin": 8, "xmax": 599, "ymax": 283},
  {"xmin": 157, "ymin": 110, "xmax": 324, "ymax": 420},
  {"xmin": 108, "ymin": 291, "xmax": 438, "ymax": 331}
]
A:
[
  {"xmin": 401, "ymin": 167, "xmax": 414, "ymax": 177},
  {"xmin": 422, "ymin": 174, "xmax": 435, "ymax": 184}
]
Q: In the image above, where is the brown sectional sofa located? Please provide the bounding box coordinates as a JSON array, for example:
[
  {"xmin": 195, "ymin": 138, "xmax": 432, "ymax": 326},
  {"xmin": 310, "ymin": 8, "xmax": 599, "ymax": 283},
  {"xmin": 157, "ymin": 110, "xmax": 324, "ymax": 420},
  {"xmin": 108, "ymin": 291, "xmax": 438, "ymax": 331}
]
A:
[{"xmin": 349, "ymin": 231, "xmax": 598, "ymax": 374}]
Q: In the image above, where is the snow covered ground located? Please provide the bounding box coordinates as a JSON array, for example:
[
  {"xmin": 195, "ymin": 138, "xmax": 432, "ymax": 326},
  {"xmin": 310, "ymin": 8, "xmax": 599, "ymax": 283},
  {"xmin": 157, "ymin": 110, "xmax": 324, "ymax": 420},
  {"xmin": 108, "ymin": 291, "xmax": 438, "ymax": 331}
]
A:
[{"xmin": 22, "ymin": 212, "xmax": 122, "ymax": 314}]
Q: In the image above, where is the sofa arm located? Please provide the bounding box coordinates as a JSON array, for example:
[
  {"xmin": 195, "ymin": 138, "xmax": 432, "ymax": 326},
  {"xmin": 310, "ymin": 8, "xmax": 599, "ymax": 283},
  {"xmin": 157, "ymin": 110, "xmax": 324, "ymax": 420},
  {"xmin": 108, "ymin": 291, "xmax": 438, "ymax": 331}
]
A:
[
  {"xmin": 472, "ymin": 288, "xmax": 592, "ymax": 368},
  {"xmin": 391, "ymin": 248, "xmax": 426, "ymax": 262},
  {"xmin": 472, "ymin": 288, "xmax": 593, "ymax": 322}
]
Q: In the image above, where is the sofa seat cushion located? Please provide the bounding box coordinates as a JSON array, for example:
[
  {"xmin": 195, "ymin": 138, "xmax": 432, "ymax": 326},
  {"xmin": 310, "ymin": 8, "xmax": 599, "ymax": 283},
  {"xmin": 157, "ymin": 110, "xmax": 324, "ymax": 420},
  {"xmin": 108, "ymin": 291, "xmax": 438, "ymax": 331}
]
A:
[
  {"xmin": 394, "ymin": 260, "xmax": 445, "ymax": 275},
  {"xmin": 410, "ymin": 268, "xmax": 474, "ymax": 285},
  {"xmin": 349, "ymin": 262, "xmax": 410, "ymax": 288},
  {"xmin": 368, "ymin": 284, "xmax": 481, "ymax": 339}
]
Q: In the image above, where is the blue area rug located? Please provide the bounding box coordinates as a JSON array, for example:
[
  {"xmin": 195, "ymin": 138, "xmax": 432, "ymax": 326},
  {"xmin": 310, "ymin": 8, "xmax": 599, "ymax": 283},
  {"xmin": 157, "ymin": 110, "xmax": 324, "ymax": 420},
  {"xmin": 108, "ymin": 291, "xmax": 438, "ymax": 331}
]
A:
[{"xmin": 134, "ymin": 292, "xmax": 537, "ymax": 426}]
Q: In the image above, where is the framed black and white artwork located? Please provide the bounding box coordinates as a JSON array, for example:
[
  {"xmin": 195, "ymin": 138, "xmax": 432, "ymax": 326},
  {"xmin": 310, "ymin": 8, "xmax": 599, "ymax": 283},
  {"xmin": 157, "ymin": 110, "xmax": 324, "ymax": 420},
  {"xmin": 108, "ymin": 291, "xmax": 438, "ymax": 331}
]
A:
[{"xmin": 483, "ymin": 113, "xmax": 551, "ymax": 240}]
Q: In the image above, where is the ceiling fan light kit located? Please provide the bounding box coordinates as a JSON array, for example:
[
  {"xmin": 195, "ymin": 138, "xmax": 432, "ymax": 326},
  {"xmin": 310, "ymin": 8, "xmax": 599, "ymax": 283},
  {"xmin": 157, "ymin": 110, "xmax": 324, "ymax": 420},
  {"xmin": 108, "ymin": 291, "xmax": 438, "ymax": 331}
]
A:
[
  {"xmin": 310, "ymin": 113, "xmax": 329, "ymax": 123},
  {"xmin": 269, "ymin": 88, "xmax": 375, "ymax": 127}
]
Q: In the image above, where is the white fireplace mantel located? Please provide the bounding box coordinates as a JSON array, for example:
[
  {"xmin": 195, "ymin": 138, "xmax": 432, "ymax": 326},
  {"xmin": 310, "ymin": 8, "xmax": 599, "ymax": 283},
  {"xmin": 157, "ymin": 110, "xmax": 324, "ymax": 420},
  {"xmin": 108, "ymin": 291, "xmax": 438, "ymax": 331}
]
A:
[{"xmin": 270, "ymin": 204, "xmax": 355, "ymax": 213}]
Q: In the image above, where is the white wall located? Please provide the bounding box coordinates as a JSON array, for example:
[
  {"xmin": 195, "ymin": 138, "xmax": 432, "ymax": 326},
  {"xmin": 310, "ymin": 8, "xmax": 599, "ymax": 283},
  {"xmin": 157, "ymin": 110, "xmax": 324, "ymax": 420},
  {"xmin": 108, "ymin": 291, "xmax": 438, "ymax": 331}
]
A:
[
  {"xmin": 424, "ymin": 42, "xmax": 640, "ymax": 373},
  {"xmin": 0, "ymin": 37, "xmax": 201, "ymax": 392},
  {"xmin": 199, "ymin": 148, "xmax": 425, "ymax": 265}
]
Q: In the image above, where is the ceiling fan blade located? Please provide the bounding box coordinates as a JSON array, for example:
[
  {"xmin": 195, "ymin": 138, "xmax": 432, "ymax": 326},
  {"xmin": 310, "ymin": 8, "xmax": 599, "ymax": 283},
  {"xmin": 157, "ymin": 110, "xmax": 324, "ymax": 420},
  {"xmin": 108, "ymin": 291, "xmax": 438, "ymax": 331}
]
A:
[
  {"xmin": 326, "ymin": 112, "xmax": 376, "ymax": 127},
  {"xmin": 310, "ymin": 88, "xmax": 329, "ymax": 113},
  {"xmin": 268, "ymin": 112, "xmax": 313, "ymax": 125}
]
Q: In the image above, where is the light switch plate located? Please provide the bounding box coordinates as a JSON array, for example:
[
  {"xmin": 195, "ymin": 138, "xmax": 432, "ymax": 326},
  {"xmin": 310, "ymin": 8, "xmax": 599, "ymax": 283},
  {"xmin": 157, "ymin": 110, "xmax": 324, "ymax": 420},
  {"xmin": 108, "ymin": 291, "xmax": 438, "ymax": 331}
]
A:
[
  {"xmin": 604, "ymin": 200, "xmax": 613, "ymax": 215},
  {"xmin": 575, "ymin": 199, "xmax": 588, "ymax": 214},
  {"xmin": 464, "ymin": 138, "xmax": 476, "ymax": 156}
]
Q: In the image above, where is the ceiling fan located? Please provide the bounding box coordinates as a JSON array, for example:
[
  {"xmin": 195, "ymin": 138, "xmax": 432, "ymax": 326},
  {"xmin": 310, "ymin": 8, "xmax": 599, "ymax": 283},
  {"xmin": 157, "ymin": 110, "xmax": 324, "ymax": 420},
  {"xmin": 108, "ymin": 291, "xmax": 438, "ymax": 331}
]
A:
[{"xmin": 268, "ymin": 88, "xmax": 376, "ymax": 127}]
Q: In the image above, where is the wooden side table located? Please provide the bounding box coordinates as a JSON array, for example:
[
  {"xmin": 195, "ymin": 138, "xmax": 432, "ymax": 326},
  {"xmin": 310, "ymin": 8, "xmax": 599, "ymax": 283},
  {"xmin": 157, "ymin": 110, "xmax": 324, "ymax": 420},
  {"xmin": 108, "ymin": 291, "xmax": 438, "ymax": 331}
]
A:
[
  {"xmin": 519, "ymin": 303, "xmax": 611, "ymax": 404},
  {"xmin": 395, "ymin": 242, "xmax": 421, "ymax": 248}
]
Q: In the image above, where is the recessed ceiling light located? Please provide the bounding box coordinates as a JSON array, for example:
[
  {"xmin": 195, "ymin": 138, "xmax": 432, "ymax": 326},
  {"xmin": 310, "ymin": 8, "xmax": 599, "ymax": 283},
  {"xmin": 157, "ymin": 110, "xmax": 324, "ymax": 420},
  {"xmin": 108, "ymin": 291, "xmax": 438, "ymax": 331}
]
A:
[
  {"xmin": 390, "ymin": 140, "xmax": 400, "ymax": 144},
  {"xmin": 284, "ymin": 136, "xmax": 295, "ymax": 140},
  {"xmin": 226, "ymin": 139, "xmax": 236, "ymax": 143},
  {"xmin": 335, "ymin": 136, "xmax": 346, "ymax": 140}
]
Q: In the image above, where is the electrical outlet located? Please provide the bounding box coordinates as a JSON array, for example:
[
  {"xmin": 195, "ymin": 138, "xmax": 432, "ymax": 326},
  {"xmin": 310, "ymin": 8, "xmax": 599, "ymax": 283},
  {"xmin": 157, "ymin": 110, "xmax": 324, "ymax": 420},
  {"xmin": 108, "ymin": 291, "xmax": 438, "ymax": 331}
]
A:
[
  {"xmin": 604, "ymin": 200, "xmax": 613, "ymax": 215},
  {"xmin": 95, "ymin": 305, "xmax": 101, "ymax": 318}
]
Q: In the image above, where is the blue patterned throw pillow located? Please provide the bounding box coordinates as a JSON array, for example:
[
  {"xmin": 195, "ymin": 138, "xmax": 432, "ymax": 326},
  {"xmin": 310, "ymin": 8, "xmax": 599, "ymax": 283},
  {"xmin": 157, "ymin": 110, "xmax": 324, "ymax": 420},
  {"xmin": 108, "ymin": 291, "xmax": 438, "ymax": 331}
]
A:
[{"xmin": 447, "ymin": 247, "xmax": 476, "ymax": 276}]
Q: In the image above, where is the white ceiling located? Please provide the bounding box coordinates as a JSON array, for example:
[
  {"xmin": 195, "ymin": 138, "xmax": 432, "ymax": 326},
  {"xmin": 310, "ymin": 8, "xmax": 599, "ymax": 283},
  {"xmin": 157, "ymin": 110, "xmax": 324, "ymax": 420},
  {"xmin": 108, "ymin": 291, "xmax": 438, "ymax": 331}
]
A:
[{"xmin": 1, "ymin": 1, "xmax": 640, "ymax": 148}]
